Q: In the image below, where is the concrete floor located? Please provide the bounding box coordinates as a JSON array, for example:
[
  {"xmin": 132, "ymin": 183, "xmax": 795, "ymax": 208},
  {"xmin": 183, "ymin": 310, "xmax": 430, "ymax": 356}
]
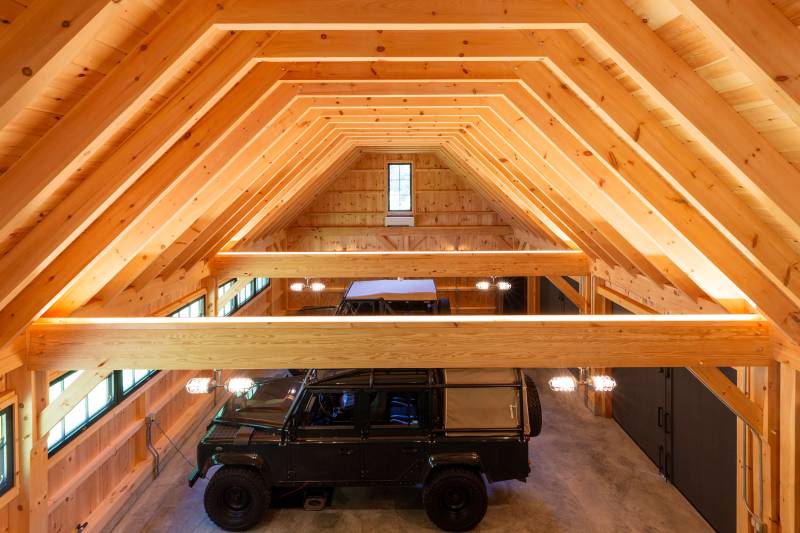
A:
[{"xmin": 112, "ymin": 369, "xmax": 712, "ymax": 533}]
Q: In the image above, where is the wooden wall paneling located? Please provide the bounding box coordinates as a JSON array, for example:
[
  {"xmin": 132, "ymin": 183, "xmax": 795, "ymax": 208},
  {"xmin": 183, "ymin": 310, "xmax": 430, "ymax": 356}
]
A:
[
  {"xmin": 578, "ymin": 0, "xmax": 800, "ymax": 235},
  {"xmin": 27, "ymin": 314, "xmax": 772, "ymax": 370},
  {"xmin": 282, "ymin": 226, "xmax": 517, "ymax": 253},
  {"xmin": 0, "ymin": 0, "xmax": 116, "ymax": 130},
  {"xmin": 433, "ymin": 146, "xmax": 564, "ymax": 246},
  {"xmin": 0, "ymin": 0, "xmax": 224, "ymax": 247}
]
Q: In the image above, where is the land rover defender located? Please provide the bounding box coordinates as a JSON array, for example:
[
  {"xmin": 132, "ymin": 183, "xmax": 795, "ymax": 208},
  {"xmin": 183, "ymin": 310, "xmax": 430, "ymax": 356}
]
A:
[{"xmin": 190, "ymin": 368, "xmax": 542, "ymax": 531}]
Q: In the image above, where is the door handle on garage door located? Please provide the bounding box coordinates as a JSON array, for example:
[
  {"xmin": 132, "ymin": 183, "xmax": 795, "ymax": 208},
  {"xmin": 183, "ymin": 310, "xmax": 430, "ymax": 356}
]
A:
[
  {"xmin": 338, "ymin": 447, "xmax": 354, "ymax": 455},
  {"xmin": 402, "ymin": 446, "xmax": 419, "ymax": 454}
]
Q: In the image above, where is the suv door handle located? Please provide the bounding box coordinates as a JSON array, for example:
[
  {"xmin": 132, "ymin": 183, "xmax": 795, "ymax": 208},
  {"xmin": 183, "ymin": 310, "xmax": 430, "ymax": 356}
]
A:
[
  {"xmin": 338, "ymin": 447, "xmax": 354, "ymax": 456},
  {"xmin": 401, "ymin": 446, "xmax": 419, "ymax": 454}
]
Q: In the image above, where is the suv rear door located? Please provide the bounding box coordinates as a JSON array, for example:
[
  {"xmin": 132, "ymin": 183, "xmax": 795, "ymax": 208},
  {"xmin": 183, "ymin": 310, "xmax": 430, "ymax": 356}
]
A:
[{"xmin": 362, "ymin": 388, "xmax": 429, "ymax": 483}]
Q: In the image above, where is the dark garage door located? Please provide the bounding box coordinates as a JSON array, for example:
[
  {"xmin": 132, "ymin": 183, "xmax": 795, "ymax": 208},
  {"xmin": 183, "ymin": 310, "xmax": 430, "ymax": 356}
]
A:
[{"xmin": 612, "ymin": 305, "xmax": 736, "ymax": 533}]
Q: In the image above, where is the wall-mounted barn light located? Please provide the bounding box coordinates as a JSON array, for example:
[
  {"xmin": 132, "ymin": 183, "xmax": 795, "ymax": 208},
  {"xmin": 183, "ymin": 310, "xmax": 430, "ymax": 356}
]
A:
[
  {"xmin": 186, "ymin": 375, "xmax": 255, "ymax": 396},
  {"xmin": 475, "ymin": 277, "xmax": 511, "ymax": 291},
  {"xmin": 548, "ymin": 368, "xmax": 616, "ymax": 393},
  {"xmin": 290, "ymin": 277, "xmax": 326, "ymax": 292}
]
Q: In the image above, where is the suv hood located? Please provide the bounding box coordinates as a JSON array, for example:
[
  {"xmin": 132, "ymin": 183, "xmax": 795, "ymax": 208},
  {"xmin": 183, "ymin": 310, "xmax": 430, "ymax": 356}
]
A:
[{"xmin": 214, "ymin": 375, "xmax": 303, "ymax": 429}]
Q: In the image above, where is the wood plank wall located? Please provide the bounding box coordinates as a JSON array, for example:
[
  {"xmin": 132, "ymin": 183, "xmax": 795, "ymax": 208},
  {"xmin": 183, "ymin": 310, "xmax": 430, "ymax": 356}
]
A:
[
  {"xmin": 283, "ymin": 152, "xmax": 520, "ymax": 315},
  {"xmin": 0, "ymin": 272, "xmax": 279, "ymax": 531}
]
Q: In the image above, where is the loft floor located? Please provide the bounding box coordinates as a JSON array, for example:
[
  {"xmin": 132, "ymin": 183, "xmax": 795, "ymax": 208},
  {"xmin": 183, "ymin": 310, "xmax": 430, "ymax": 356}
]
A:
[{"xmin": 112, "ymin": 369, "xmax": 711, "ymax": 533}]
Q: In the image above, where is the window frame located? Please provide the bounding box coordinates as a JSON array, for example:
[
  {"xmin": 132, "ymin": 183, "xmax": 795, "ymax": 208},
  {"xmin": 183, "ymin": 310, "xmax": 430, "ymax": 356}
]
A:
[
  {"xmin": 218, "ymin": 277, "xmax": 270, "ymax": 317},
  {"xmin": 47, "ymin": 371, "xmax": 116, "ymax": 456},
  {"xmin": 0, "ymin": 392, "xmax": 18, "ymax": 507},
  {"xmin": 47, "ymin": 295, "xmax": 206, "ymax": 455},
  {"xmin": 387, "ymin": 162, "xmax": 413, "ymax": 213}
]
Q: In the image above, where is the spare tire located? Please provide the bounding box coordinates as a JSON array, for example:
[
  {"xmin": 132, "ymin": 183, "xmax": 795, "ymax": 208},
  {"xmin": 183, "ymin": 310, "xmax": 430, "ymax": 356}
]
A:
[{"xmin": 524, "ymin": 374, "xmax": 543, "ymax": 437}]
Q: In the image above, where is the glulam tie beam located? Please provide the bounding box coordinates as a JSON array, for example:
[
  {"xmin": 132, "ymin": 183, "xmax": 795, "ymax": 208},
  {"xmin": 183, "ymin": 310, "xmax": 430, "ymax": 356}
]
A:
[
  {"xmin": 211, "ymin": 250, "xmax": 589, "ymax": 279},
  {"xmin": 27, "ymin": 314, "xmax": 770, "ymax": 370}
]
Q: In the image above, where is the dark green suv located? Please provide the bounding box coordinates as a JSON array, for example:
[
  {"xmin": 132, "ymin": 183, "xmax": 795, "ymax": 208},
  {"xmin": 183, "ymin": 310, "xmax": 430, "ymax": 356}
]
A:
[{"xmin": 190, "ymin": 368, "xmax": 542, "ymax": 531}]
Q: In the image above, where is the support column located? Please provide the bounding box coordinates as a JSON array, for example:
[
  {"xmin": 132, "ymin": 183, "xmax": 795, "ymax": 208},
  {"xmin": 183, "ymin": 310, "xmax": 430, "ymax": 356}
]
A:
[
  {"xmin": 8, "ymin": 368, "xmax": 48, "ymax": 533},
  {"xmin": 586, "ymin": 276, "xmax": 612, "ymax": 417},
  {"xmin": 780, "ymin": 363, "xmax": 800, "ymax": 533},
  {"xmin": 202, "ymin": 276, "xmax": 218, "ymax": 318},
  {"xmin": 527, "ymin": 276, "xmax": 540, "ymax": 315}
]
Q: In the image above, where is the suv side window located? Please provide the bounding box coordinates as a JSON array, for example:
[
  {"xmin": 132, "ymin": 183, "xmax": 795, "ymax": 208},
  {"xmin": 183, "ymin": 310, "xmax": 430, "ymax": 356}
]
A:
[
  {"xmin": 368, "ymin": 391, "xmax": 421, "ymax": 428},
  {"xmin": 299, "ymin": 390, "xmax": 358, "ymax": 427}
]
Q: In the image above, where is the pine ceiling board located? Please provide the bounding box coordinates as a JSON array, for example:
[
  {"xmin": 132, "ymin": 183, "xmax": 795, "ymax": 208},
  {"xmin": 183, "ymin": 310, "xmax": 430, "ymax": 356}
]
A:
[
  {"xmin": 93, "ymin": 16, "xmax": 148, "ymax": 54},
  {"xmin": 654, "ymin": 14, "xmax": 724, "ymax": 69},
  {"xmin": 622, "ymin": 0, "xmax": 681, "ymax": 30},
  {"xmin": 116, "ymin": 0, "xmax": 170, "ymax": 34},
  {"xmin": 24, "ymin": 86, "xmax": 84, "ymax": 116},
  {"xmin": 72, "ymin": 38, "xmax": 129, "ymax": 76},
  {"xmin": 48, "ymin": 61, "xmax": 106, "ymax": 96},
  {"xmin": 0, "ymin": 128, "xmax": 38, "ymax": 157},
  {"xmin": 771, "ymin": 0, "xmax": 800, "ymax": 26},
  {"xmin": 0, "ymin": 0, "xmax": 26, "ymax": 28}
]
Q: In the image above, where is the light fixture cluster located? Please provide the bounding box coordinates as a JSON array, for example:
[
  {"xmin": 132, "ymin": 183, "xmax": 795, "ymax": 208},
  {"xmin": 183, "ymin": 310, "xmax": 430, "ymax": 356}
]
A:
[
  {"xmin": 475, "ymin": 277, "xmax": 512, "ymax": 291},
  {"xmin": 186, "ymin": 375, "xmax": 256, "ymax": 396},
  {"xmin": 547, "ymin": 368, "xmax": 616, "ymax": 393},
  {"xmin": 290, "ymin": 277, "xmax": 326, "ymax": 292}
]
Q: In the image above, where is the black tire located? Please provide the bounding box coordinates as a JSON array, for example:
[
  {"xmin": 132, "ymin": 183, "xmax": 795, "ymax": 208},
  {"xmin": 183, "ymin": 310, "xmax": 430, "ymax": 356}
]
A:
[
  {"xmin": 204, "ymin": 466, "xmax": 270, "ymax": 531},
  {"xmin": 437, "ymin": 297, "xmax": 451, "ymax": 315},
  {"xmin": 423, "ymin": 468, "xmax": 487, "ymax": 532},
  {"xmin": 524, "ymin": 374, "xmax": 543, "ymax": 437}
]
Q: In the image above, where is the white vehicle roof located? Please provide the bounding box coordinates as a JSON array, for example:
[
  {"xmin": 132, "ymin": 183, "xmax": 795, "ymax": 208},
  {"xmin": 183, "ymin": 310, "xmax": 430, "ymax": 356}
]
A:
[{"xmin": 343, "ymin": 279, "xmax": 437, "ymax": 301}]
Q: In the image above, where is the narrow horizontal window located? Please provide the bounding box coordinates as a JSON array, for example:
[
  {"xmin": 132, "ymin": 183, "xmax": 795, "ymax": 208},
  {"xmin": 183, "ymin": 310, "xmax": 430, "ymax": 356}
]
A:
[
  {"xmin": 48, "ymin": 371, "xmax": 114, "ymax": 453},
  {"xmin": 218, "ymin": 278, "xmax": 269, "ymax": 316}
]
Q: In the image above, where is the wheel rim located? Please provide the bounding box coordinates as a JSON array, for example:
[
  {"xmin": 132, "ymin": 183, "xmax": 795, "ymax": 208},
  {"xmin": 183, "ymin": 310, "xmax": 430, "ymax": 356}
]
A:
[
  {"xmin": 222, "ymin": 485, "xmax": 252, "ymax": 514},
  {"xmin": 442, "ymin": 486, "xmax": 469, "ymax": 512}
]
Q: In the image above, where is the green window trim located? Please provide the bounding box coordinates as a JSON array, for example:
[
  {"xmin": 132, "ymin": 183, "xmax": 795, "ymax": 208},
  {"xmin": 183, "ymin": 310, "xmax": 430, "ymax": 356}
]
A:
[
  {"xmin": 47, "ymin": 295, "xmax": 207, "ymax": 455},
  {"xmin": 218, "ymin": 277, "xmax": 269, "ymax": 316},
  {"xmin": 0, "ymin": 405, "xmax": 14, "ymax": 497}
]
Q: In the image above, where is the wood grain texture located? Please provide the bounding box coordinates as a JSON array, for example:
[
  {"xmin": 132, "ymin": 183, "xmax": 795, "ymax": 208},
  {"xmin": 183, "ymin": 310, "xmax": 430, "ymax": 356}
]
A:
[
  {"xmin": 27, "ymin": 314, "xmax": 771, "ymax": 370},
  {"xmin": 212, "ymin": 250, "xmax": 588, "ymax": 278}
]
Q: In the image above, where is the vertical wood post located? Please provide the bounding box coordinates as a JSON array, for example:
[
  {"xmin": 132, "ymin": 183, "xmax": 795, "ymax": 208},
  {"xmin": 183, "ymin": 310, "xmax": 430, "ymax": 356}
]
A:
[
  {"xmin": 8, "ymin": 368, "xmax": 48, "ymax": 533},
  {"xmin": 527, "ymin": 276, "xmax": 540, "ymax": 315},
  {"xmin": 202, "ymin": 276, "xmax": 218, "ymax": 317},
  {"xmin": 780, "ymin": 363, "xmax": 800, "ymax": 533},
  {"xmin": 586, "ymin": 276, "xmax": 613, "ymax": 417}
]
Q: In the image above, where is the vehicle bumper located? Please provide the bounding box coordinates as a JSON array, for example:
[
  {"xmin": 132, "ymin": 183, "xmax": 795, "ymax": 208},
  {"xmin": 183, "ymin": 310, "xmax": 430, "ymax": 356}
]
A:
[{"xmin": 188, "ymin": 466, "xmax": 203, "ymax": 488}]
